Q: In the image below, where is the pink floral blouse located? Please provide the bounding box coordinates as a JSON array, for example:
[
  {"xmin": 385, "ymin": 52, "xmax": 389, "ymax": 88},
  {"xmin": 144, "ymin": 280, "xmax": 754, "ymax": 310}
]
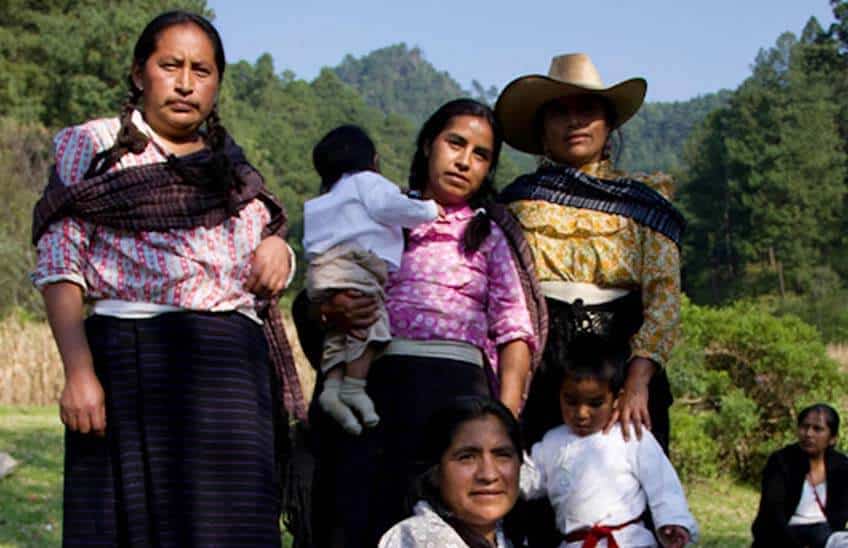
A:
[{"xmin": 386, "ymin": 204, "xmax": 537, "ymax": 373}]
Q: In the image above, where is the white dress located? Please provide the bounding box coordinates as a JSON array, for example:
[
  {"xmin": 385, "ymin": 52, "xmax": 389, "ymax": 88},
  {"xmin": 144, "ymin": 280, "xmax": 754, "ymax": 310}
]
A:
[
  {"xmin": 379, "ymin": 501, "xmax": 512, "ymax": 548},
  {"xmin": 521, "ymin": 424, "xmax": 699, "ymax": 548}
]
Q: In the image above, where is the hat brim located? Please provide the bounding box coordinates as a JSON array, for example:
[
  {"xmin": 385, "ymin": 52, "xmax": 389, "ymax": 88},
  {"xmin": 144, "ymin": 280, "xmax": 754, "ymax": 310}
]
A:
[{"xmin": 494, "ymin": 74, "xmax": 647, "ymax": 155}]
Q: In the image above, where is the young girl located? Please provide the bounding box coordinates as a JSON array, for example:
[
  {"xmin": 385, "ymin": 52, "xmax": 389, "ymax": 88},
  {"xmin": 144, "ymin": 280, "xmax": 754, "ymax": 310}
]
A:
[
  {"xmin": 303, "ymin": 125, "xmax": 440, "ymax": 435},
  {"xmin": 293, "ymin": 99, "xmax": 541, "ymax": 547},
  {"xmin": 520, "ymin": 342, "xmax": 698, "ymax": 547}
]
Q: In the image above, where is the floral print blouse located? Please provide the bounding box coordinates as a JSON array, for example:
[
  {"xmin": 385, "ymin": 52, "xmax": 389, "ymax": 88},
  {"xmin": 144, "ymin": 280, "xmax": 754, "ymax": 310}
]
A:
[
  {"xmin": 379, "ymin": 501, "xmax": 512, "ymax": 548},
  {"xmin": 507, "ymin": 160, "xmax": 680, "ymax": 365}
]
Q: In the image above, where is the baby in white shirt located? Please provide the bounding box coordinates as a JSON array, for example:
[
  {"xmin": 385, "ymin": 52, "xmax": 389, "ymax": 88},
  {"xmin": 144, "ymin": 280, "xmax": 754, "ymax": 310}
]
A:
[
  {"xmin": 303, "ymin": 125, "xmax": 440, "ymax": 435},
  {"xmin": 520, "ymin": 342, "xmax": 698, "ymax": 547}
]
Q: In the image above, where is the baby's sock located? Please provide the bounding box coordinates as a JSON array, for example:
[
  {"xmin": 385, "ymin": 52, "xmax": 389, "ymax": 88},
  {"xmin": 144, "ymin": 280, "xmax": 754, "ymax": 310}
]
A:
[
  {"xmin": 318, "ymin": 377, "xmax": 362, "ymax": 435},
  {"xmin": 339, "ymin": 377, "xmax": 380, "ymax": 428}
]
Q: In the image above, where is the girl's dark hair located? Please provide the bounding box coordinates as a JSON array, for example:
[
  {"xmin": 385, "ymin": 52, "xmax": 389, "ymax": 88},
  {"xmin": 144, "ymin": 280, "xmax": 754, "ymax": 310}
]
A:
[
  {"xmin": 798, "ymin": 403, "xmax": 840, "ymax": 437},
  {"xmin": 312, "ymin": 125, "xmax": 377, "ymax": 193},
  {"xmin": 412, "ymin": 396, "xmax": 522, "ymax": 548},
  {"xmin": 409, "ymin": 99, "xmax": 503, "ymax": 254},
  {"xmin": 85, "ymin": 10, "xmax": 231, "ymax": 186}
]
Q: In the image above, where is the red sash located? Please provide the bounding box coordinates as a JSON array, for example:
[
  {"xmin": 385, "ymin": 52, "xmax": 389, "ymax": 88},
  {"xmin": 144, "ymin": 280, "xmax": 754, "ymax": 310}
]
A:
[{"xmin": 562, "ymin": 515, "xmax": 643, "ymax": 548}]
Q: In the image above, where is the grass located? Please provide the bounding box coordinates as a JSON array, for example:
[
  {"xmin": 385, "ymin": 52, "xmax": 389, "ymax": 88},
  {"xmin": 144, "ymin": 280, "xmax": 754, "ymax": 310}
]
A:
[
  {"xmin": 687, "ymin": 477, "xmax": 757, "ymax": 547},
  {"xmin": 0, "ymin": 406, "xmax": 758, "ymax": 547},
  {"xmin": 0, "ymin": 406, "xmax": 62, "ymax": 548}
]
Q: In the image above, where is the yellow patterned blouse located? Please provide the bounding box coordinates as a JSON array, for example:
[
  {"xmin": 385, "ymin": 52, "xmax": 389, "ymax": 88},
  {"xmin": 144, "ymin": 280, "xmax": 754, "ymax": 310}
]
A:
[{"xmin": 507, "ymin": 160, "xmax": 680, "ymax": 365}]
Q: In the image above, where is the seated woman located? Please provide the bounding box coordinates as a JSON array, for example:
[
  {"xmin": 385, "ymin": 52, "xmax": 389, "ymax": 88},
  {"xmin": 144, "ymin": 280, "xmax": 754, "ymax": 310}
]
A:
[
  {"xmin": 752, "ymin": 404, "xmax": 848, "ymax": 548},
  {"xmin": 379, "ymin": 396, "xmax": 522, "ymax": 548}
]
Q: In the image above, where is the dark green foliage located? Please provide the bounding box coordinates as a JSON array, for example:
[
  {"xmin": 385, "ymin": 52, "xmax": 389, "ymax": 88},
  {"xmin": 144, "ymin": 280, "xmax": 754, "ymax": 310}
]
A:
[
  {"xmin": 760, "ymin": 291, "xmax": 848, "ymax": 344},
  {"xmin": 669, "ymin": 407, "xmax": 720, "ymax": 482},
  {"xmin": 0, "ymin": 118, "xmax": 51, "ymax": 318},
  {"xmin": 668, "ymin": 299, "xmax": 847, "ymax": 481},
  {"xmin": 830, "ymin": 0, "xmax": 848, "ymax": 54},
  {"xmin": 331, "ymin": 43, "xmax": 527, "ymax": 188},
  {"xmin": 333, "ymin": 44, "xmax": 467, "ymax": 125},
  {"xmin": 617, "ymin": 91, "xmax": 731, "ymax": 174},
  {"xmin": 679, "ymin": 24, "xmax": 848, "ymax": 312},
  {"xmin": 332, "ymin": 44, "xmax": 729, "ymax": 177},
  {"xmin": 0, "ymin": 0, "xmax": 211, "ymax": 128}
]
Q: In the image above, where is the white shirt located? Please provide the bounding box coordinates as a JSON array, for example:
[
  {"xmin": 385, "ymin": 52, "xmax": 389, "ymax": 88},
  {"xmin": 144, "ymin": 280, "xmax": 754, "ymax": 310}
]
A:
[
  {"xmin": 520, "ymin": 424, "xmax": 699, "ymax": 548},
  {"xmin": 827, "ymin": 532, "xmax": 848, "ymax": 548},
  {"xmin": 379, "ymin": 501, "xmax": 512, "ymax": 548},
  {"xmin": 789, "ymin": 479, "xmax": 828, "ymax": 525},
  {"xmin": 303, "ymin": 171, "xmax": 438, "ymax": 270}
]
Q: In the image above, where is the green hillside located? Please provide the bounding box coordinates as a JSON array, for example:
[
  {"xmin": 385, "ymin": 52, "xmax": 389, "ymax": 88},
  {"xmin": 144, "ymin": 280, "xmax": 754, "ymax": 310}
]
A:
[{"xmin": 332, "ymin": 44, "xmax": 729, "ymax": 174}]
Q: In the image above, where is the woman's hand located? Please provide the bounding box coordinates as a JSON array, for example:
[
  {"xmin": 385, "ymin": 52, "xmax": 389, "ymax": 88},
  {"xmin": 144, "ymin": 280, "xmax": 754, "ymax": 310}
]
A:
[
  {"xmin": 61, "ymin": 365, "xmax": 106, "ymax": 436},
  {"xmin": 498, "ymin": 340, "xmax": 531, "ymax": 417},
  {"xmin": 320, "ymin": 290, "xmax": 379, "ymax": 337},
  {"xmin": 604, "ymin": 357, "xmax": 655, "ymax": 441},
  {"xmin": 246, "ymin": 235, "xmax": 291, "ymax": 297},
  {"xmin": 657, "ymin": 525, "xmax": 690, "ymax": 548},
  {"xmin": 42, "ymin": 282, "xmax": 106, "ymax": 436}
]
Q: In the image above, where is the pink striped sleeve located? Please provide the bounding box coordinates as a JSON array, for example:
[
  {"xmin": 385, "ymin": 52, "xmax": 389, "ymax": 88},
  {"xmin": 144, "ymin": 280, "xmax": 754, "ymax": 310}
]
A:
[{"xmin": 31, "ymin": 125, "xmax": 97, "ymax": 291}]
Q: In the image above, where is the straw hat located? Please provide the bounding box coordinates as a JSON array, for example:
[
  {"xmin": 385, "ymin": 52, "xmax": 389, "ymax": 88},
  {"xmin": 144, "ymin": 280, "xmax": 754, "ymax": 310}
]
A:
[{"xmin": 495, "ymin": 53, "xmax": 647, "ymax": 155}]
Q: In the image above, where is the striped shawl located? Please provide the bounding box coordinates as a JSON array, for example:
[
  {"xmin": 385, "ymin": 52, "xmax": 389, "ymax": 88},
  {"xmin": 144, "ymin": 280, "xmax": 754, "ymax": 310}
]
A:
[
  {"xmin": 31, "ymin": 138, "xmax": 307, "ymax": 422},
  {"xmin": 499, "ymin": 164, "xmax": 686, "ymax": 248}
]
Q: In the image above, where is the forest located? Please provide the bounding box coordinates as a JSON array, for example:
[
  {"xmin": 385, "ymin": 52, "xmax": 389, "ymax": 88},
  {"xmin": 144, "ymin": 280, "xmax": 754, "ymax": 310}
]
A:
[{"xmin": 1, "ymin": 0, "xmax": 847, "ymax": 503}]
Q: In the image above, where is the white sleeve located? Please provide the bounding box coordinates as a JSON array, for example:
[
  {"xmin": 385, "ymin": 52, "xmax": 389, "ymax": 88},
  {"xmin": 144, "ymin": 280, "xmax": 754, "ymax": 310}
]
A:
[
  {"xmin": 283, "ymin": 242, "xmax": 297, "ymax": 289},
  {"xmin": 377, "ymin": 525, "xmax": 404, "ymax": 548},
  {"xmin": 357, "ymin": 173, "xmax": 438, "ymax": 228},
  {"xmin": 635, "ymin": 432, "xmax": 700, "ymax": 543},
  {"xmin": 520, "ymin": 445, "xmax": 548, "ymax": 500},
  {"xmin": 378, "ymin": 522, "xmax": 421, "ymax": 548}
]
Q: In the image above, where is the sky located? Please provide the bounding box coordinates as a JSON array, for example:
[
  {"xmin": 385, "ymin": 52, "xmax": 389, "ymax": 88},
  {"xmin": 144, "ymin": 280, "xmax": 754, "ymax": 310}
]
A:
[{"xmin": 208, "ymin": 0, "xmax": 836, "ymax": 103}]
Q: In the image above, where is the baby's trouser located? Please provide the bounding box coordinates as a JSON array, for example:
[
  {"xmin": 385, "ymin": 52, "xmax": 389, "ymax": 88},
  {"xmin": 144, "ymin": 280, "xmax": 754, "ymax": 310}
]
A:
[{"xmin": 306, "ymin": 244, "xmax": 391, "ymax": 372}]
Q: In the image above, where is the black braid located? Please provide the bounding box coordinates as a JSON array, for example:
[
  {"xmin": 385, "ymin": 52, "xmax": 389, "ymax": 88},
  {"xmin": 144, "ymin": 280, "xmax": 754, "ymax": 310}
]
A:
[
  {"xmin": 204, "ymin": 106, "xmax": 238, "ymax": 194},
  {"xmin": 461, "ymin": 179, "xmax": 496, "ymax": 254},
  {"xmin": 84, "ymin": 85, "xmax": 148, "ymax": 179}
]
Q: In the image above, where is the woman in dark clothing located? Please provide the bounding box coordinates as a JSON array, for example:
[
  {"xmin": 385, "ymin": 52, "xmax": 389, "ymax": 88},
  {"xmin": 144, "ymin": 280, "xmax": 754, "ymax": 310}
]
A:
[{"xmin": 752, "ymin": 404, "xmax": 848, "ymax": 548}]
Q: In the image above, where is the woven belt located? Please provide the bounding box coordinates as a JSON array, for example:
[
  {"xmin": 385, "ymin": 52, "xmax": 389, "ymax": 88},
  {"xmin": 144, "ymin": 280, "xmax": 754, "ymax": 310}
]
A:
[{"xmin": 380, "ymin": 338, "xmax": 484, "ymax": 367}]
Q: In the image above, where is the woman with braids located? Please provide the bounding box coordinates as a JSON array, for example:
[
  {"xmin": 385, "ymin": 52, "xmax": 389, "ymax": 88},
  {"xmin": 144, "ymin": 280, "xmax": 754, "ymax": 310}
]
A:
[
  {"xmin": 31, "ymin": 11, "xmax": 302, "ymax": 546},
  {"xmin": 494, "ymin": 53, "xmax": 686, "ymax": 546},
  {"xmin": 291, "ymin": 99, "xmax": 542, "ymax": 547}
]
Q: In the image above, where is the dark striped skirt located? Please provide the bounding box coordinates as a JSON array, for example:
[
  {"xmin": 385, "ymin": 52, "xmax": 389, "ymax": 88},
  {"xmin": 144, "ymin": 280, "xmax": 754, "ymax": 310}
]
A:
[
  {"xmin": 63, "ymin": 312, "xmax": 281, "ymax": 547},
  {"xmin": 309, "ymin": 354, "xmax": 491, "ymax": 548}
]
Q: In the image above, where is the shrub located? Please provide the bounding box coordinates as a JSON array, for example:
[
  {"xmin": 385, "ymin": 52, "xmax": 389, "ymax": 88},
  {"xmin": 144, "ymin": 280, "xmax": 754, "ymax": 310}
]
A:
[
  {"xmin": 669, "ymin": 407, "xmax": 720, "ymax": 482},
  {"xmin": 0, "ymin": 117, "xmax": 51, "ymax": 319},
  {"xmin": 668, "ymin": 298, "xmax": 846, "ymax": 481}
]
